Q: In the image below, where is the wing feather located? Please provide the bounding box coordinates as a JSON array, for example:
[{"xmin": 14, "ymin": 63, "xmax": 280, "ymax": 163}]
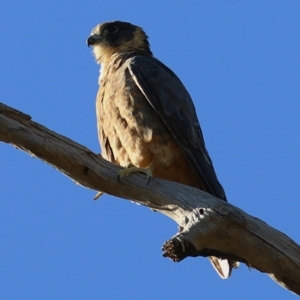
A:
[{"xmin": 128, "ymin": 55, "xmax": 227, "ymax": 201}]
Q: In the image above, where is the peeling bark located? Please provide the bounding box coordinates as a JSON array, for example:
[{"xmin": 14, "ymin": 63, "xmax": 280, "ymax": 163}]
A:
[{"xmin": 1, "ymin": 102, "xmax": 300, "ymax": 295}]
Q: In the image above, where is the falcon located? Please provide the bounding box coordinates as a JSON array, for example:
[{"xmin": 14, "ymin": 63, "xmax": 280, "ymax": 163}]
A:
[{"xmin": 87, "ymin": 21, "xmax": 238, "ymax": 278}]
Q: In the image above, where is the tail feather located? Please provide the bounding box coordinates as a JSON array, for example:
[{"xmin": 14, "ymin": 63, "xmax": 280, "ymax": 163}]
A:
[{"xmin": 209, "ymin": 256, "xmax": 239, "ymax": 279}]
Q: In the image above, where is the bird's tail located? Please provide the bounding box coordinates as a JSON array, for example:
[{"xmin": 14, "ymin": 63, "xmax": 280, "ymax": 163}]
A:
[{"xmin": 209, "ymin": 256, "xmax": 239, "ymax": 279}]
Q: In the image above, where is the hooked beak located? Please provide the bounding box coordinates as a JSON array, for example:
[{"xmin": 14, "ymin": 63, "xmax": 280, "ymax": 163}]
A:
[{"xmin": 86, "ymin": 34, "xmax": 103, "ymax": 47}]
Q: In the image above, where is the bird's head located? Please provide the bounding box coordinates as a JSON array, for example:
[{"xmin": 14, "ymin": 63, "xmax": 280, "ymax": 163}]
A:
[{"xmin": 87, "ymin": 21, "xmax": 152, "ymax": 64}]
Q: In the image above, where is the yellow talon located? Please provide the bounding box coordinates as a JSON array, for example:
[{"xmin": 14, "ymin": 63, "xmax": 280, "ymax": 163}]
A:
[{"xmin": 117, "ymin": 162, "xmax": 154, "ymax": 185}]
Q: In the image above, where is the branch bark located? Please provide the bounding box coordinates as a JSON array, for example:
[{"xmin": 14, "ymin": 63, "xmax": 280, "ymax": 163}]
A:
[{"xmin": 1, "ymin": 102, "xmax": 300, "ymax": 295}]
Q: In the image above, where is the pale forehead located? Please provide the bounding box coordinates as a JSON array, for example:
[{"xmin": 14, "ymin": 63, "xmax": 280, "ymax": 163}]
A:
[{"xmin": 90, "ymin": 22, "xmax": 107, "ymax": 35}]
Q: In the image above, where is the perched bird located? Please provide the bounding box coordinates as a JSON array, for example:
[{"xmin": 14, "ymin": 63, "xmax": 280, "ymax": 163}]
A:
[{"xmin": 87, "ymin": 21, "xmax": 238, "ymax": 278}]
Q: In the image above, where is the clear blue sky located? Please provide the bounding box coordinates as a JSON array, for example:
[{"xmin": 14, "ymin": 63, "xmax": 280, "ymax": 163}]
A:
[{"xmin": 1, "ymin": 1, "xmax": 300, "ymax": 299}]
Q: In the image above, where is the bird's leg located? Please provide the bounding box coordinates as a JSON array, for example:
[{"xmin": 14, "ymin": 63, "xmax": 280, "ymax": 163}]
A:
[
  {"xmin": 93, "ymin": 191, "xmax": 104, "ymax": 200},
  {"xmin": 118, "ymin": 161, "xmax": 155, "ymax": 185}
]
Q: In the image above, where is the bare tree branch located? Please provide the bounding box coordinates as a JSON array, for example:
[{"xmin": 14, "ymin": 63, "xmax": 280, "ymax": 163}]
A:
[{"xmin": 1, "ymin": 102, "xmax": 300, "ymax": 296}]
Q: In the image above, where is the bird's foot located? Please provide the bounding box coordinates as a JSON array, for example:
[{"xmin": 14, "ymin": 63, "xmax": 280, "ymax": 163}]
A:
[
  {"xmin": 93, "ymin": 191, "xmax": 104, "ymax": 200},
  {"xmin": 118, "ymin": 164, "xmax": 153, "ymax": 185}
]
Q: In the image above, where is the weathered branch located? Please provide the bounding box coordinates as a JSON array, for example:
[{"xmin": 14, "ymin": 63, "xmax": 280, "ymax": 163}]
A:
[{"xmin": 1, "ymin": 102, "xmax": 300, "ymax": 295}]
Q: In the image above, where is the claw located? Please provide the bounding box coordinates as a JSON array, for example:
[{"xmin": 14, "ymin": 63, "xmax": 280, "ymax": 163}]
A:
[
  {"xmin": 146, "ymin": 176, "xmax": 152, "ymax": 185},
  {"xmin": 117, "ymin": 163, "xmax": 154, "ymax": 184}
]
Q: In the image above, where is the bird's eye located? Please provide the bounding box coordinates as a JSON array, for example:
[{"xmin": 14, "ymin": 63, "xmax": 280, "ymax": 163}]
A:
[{"xmin": 104, "ymin": 25, "xmax": 118, "ymax": 34}]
